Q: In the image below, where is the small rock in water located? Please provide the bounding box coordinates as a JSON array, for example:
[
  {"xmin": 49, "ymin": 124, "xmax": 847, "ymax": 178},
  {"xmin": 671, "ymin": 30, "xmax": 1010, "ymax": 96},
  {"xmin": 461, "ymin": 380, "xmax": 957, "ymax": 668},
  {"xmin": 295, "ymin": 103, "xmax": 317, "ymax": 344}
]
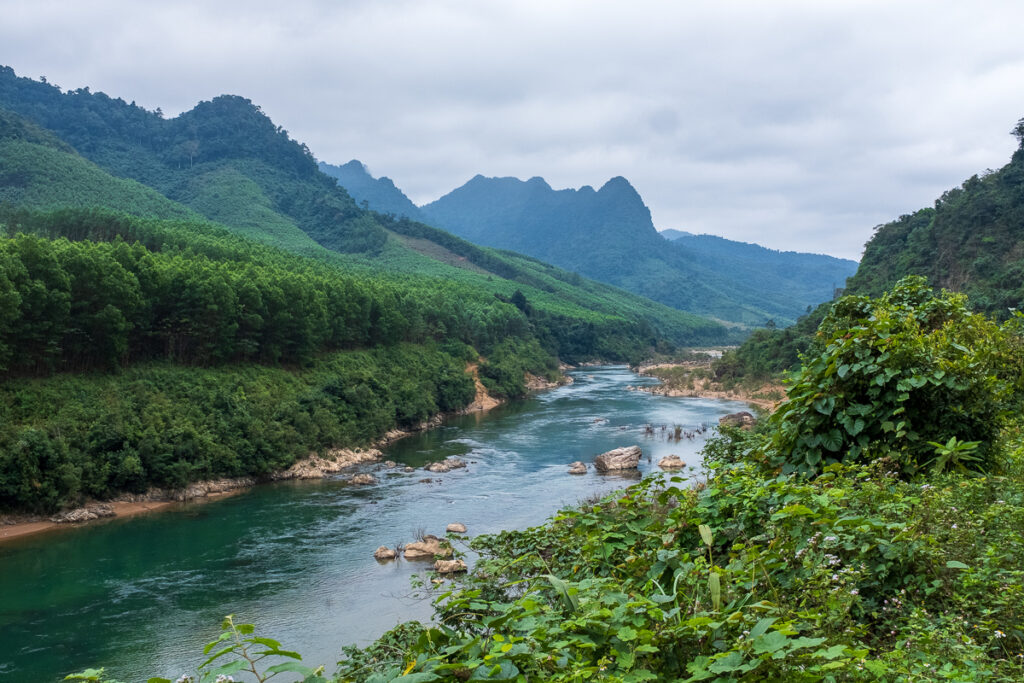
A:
[
  {"xmin": 425, "ymin": 458, "xmax": 467, "ymax": 473},
  {"xmin": 405, "ymin": 535, "xmax": 452, "ymax": 559},
  {"xmin": 383, "ymin": 460, "xmax": 398, "ymax": 468},
  {"xmin": 658, "ymin": 455, "xmax": 685, "ymax": 469},
  {"xmin": 593, "ymin": 446, "xmax": 642, "ymax": 472},
  {"xmin": 446, "ymin": 522, "xmax": 467, "ymax": 533},
  {"xmin": 403, "ymin": 466, "xmax": 415, "ymax": 473},
  {"xmin": 434, "ymin": 559, "xmax": 467, "ymax": 573},
  {"xmin": 350, "ymin": 473, "xmax": 377, "ymax": 485},
  {"xmin": 373, "ymin": 546, "xmax": 397, "ymax": 560},
  {"xmin": 568, "ymin": 461, "xmax": 587, "ymax": 475}
]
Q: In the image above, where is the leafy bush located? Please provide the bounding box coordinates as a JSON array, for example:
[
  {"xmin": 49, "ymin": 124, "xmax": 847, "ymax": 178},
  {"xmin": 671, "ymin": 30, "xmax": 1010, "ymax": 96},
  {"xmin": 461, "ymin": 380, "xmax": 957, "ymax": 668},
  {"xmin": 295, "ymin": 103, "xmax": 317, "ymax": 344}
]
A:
[{"xmin": 770, "ymin": 276, "xmax": 1024, "ymax": 475}]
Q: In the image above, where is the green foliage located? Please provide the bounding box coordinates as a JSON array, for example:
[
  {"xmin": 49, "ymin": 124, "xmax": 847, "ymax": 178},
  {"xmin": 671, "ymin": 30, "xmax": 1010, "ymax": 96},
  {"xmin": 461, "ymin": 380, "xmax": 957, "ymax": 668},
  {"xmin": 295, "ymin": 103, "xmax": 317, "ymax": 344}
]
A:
[
  {"xmin": 325, "ymin": 438, "xmax": 1024, "ymax": 681},
  {"xmin": 839, "ymin": 117, "xmax": 1024, "ymax": 317},
  {"xmin": 0, "ymin": 137, "xmax": 200, "ymax": 220},
  {"xmin": 717, "ymin": 114, "xmax": 1024, "ymax": 387},
  {"xmin": 713, "ymin": 304, "xmax": 829, "ymax": 383},
  {"xmin": 478, "ymin": 338, "xmax": 558, "ymax": 399},
  {"xmin": 770, "ymin": 276, "xmax": 1024, "ymax": 475},
  {"xmin": 0, "ymin": 345, "xmax": 474, "ymax": 512}
]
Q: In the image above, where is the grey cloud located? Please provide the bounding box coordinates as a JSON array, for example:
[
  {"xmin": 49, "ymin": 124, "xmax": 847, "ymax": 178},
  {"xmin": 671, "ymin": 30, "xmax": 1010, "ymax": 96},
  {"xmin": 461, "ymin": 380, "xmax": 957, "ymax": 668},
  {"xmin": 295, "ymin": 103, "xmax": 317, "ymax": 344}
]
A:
[{"xmin": 5, "ymin": 0, "xmax": 1024, "ymax": 259}]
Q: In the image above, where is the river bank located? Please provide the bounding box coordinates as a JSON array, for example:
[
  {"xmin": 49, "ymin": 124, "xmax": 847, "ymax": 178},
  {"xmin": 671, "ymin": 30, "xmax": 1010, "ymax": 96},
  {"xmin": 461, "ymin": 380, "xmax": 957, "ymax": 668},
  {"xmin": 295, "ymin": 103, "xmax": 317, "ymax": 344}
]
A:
[
  {"xmin": 631, "ymin": 361, "xmax": 785, "ymax": 410},
  {"xmin": 0, "ymin": 365, "xmax": 752, "ymax": 683},
  {"xmin": 0, "ymin": 362, "xmax": 530, "ymax": 544}
]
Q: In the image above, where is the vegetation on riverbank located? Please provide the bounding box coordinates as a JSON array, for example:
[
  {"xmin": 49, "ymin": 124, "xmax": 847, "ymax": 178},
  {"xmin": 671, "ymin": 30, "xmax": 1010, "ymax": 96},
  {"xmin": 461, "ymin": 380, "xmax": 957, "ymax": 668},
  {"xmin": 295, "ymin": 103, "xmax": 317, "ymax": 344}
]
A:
[
  {"xmin": 0, "ymin": 345, "xmax": 476, "ymax": 513},
  {"xmin": 712, "ymin": 117, "xmax": 1024, "ymax": 386},
  {"xmin": 0, "ymin": 206, "xmax": 678, "ymax": 514},
  {"xmin": 69, "ymin": 278, "xmax": 1024, "ymax": 682}
]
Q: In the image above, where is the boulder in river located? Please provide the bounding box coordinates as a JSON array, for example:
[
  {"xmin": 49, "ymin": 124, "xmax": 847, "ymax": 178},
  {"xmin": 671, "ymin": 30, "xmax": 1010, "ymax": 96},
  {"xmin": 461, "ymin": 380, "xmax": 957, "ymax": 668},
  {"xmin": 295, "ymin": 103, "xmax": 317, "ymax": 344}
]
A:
[
  {"xmin": 658, "ymin": 455, "xmax": 685, "ymax": 469},
  {"xmin": 719, "ymin": 411, "xmax": 756, "ymax": 430},
  {"xmin": 446, "ymin": 522, "xmax": 467, "ymax": 533},
  {"xmin": 434, "ymin": 559, "xmax": 468, "ymax": 573},
  {"xmin": 568, "ymin": 461, "xmax": 587, "ymax": 475},
  {"xmin": 373, "ymin": 546, "xmax": 397, "ymax": 560},
  {"xmin": 593, "ymin": 446, "xmax": 642, "ymax": 472},
  {"xmin": 404, "ymin": 535, "xmax": 453, "ymax": 559},
  {"xmin": 425, "ymin": 458, "xmax": 467, "ymax": 473},
  {"xmin": 350, "ymin": 473, "xmax": 378, "ymax": 485}
]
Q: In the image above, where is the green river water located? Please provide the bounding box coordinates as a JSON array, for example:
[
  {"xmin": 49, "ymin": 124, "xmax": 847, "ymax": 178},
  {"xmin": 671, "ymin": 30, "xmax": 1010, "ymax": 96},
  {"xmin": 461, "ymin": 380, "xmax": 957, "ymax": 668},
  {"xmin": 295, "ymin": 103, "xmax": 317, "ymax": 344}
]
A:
[{"xmin": 0, "ymin": 366, "xmax": 749, "ymax": 682}]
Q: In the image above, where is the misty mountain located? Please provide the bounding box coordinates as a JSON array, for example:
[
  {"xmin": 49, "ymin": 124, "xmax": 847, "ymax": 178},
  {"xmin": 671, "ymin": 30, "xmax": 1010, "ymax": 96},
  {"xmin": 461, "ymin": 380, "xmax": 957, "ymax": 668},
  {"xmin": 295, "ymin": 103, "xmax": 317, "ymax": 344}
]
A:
[
  {"xmin": 319, "ymin": 160, "xmax": 425, "ymax": 221},
  {"xmin": 421, "ymin": 174, "xmax": 857, "ymax": 327}
]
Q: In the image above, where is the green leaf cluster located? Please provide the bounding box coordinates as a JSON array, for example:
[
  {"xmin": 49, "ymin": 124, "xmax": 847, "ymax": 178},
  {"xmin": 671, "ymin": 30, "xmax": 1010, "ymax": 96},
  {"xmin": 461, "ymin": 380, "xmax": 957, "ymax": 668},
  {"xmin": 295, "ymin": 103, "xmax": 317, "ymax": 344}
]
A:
[{"xmin": 769, "ymin": 276, "xmax": 1024, "ymax": 475}]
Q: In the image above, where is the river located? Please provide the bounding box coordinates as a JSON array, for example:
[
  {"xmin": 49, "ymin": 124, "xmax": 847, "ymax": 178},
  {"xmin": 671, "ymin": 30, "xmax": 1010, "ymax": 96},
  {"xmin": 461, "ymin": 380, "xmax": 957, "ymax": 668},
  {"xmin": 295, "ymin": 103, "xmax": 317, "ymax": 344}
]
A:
[{"xmin": 0, "ymin": 366, "xmax": 749, "ymax": 682}]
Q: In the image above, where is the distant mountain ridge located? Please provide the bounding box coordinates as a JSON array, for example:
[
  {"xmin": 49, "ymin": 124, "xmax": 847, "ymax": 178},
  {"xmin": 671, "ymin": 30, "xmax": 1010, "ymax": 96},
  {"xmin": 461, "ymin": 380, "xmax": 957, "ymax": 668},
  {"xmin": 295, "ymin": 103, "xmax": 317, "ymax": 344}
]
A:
[
  {"xmin": 415, "ymin": 174, "xmax": 857, "ymax": 327},
  {"xmin": 0, "ymin": 65, "xmax": 734, "ymax": 350},
  {"xmin": 319, "ymin": 160, "xmax": 425, "ymax": 221}
]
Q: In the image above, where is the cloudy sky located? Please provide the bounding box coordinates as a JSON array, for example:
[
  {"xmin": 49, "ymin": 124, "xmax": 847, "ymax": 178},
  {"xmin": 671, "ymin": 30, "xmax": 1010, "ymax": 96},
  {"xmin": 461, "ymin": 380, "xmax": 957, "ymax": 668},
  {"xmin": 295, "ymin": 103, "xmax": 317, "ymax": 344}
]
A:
[{"xmin": 5, "ymin": 1, "xmax": 1024, "ymax": 259}]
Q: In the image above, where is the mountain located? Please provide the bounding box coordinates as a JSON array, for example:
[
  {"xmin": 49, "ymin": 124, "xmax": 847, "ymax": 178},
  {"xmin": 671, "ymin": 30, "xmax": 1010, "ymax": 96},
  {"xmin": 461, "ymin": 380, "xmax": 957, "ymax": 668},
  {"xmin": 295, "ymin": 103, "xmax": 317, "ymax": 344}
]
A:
[
  {"xmin": 420, "ymin": 174, "xmax": 857, "ymax": 327},
  {"xmin": 714, "ymin": 117, "xmax": 1024, "ymax": 380},
  {"xmin": 844, "ymin": 127, "xmax": 1024, "ymax": 315},
  {"xmin": 0, "ymin": 66, "xmax": 732, "ymax": 352},
  {"xmin": 319, "ymin": 160, "xmax": 425, "ymax": 221},
  {"xmin": 661, "ymin": 231, "xmax": 857, "ymax": 305},
  {"xmin": 658, "ymin": 228, "xmax": 693, "ymax": 240},
  {"xmin": 0, "ymin": 67, "xmax": 751, "ymax": 513}
]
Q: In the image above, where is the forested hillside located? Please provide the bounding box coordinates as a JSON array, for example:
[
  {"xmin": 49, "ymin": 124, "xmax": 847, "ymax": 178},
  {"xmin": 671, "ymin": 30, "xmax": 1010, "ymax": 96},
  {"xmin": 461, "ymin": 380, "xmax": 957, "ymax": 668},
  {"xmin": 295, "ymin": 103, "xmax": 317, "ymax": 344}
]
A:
[
  {"xmin": 421, "ymin": 174, "xmax": 856, "ymax": 327},
  {"xmin": 846, "ymin": 120, "xmax": 1024, "ymax": 313},
  {"xmin": 0, "ymin": 66, "xmax": 746, "ymax": 513},
  {"xmin": 715, "ymin": 117, "xmax": 1024, "ymax": 380},
  {"xmin": 319, "ymin": 159, "xmax": 425, "ymax": 221},
  {"xmin": 662, "ymin": 230, "xmax": 856, "ymax": 309}
]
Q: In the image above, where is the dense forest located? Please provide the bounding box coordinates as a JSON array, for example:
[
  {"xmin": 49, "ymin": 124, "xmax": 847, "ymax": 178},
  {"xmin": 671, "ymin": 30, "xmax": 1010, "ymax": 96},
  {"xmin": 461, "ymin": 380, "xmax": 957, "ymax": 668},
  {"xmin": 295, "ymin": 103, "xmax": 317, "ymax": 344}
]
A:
[
  {"xmin": 0, "ymin": 66, "xmax": 742, "ymax": 514},
  {"xmin": 714, "ymin": 119, "xmax": 1024, "ymax": 381}
]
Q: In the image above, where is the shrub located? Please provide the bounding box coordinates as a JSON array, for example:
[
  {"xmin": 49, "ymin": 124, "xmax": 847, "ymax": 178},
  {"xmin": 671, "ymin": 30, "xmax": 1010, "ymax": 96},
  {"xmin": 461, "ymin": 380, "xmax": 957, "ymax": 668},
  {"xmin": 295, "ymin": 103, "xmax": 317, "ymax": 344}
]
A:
[{"xmin": 770, "ymin": 276, "xmax": 1024, "ymax": 475}]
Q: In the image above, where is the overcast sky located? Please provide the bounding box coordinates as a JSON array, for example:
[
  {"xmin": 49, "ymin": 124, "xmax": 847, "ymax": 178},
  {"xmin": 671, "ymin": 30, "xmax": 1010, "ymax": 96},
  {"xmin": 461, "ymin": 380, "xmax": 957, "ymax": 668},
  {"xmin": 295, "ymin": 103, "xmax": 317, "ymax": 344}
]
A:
[{"xmin": 5, "ymin": 1, "xmax": 1024, "ymax": 259}]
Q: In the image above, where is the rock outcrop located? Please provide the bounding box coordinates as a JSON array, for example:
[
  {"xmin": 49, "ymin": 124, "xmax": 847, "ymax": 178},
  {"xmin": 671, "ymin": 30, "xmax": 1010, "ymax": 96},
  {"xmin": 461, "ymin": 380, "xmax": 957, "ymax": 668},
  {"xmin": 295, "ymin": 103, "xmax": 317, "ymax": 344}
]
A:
[
  {"xmin": 373, "ymin": 546, "xmax": 397, "ymax": 560},
  {"xmin": 404, "ymin": 535, "xmax": 453, "ymax": 559},
  {"xmin": 434, "ymin": 559, "xmax": 468, "ymax": 573},
  {"xmin": 446, "ymin": 522, "xmax": 467, "ymax": 533},
  {"xmin": 658, "ymin": 455, "xmax": 685, "ymax": 469},
  {"xmin": 593, "ymin": 446, "xmax": 642, "ymax": 472},
  {"xmin": 462, "ymin": 363, "xmax": 502, "ymax": 412},
  {"xmin": 719, "ymin": 411, "xmax": 756, "ymax": 430},
  {"xmin": 568, "ymin": 461, "xmax": 587, "ymax": 474},
  {"xmin": 50, "ymin": 504, "xmax": 116, "ymax": 524},
  {"xmin": 272, "ymin": 449, "xmax": 382, "ymax": 481},
  {"xmin": 425, "ymin": 458, "xmax": 467, "ymax": 473}
]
